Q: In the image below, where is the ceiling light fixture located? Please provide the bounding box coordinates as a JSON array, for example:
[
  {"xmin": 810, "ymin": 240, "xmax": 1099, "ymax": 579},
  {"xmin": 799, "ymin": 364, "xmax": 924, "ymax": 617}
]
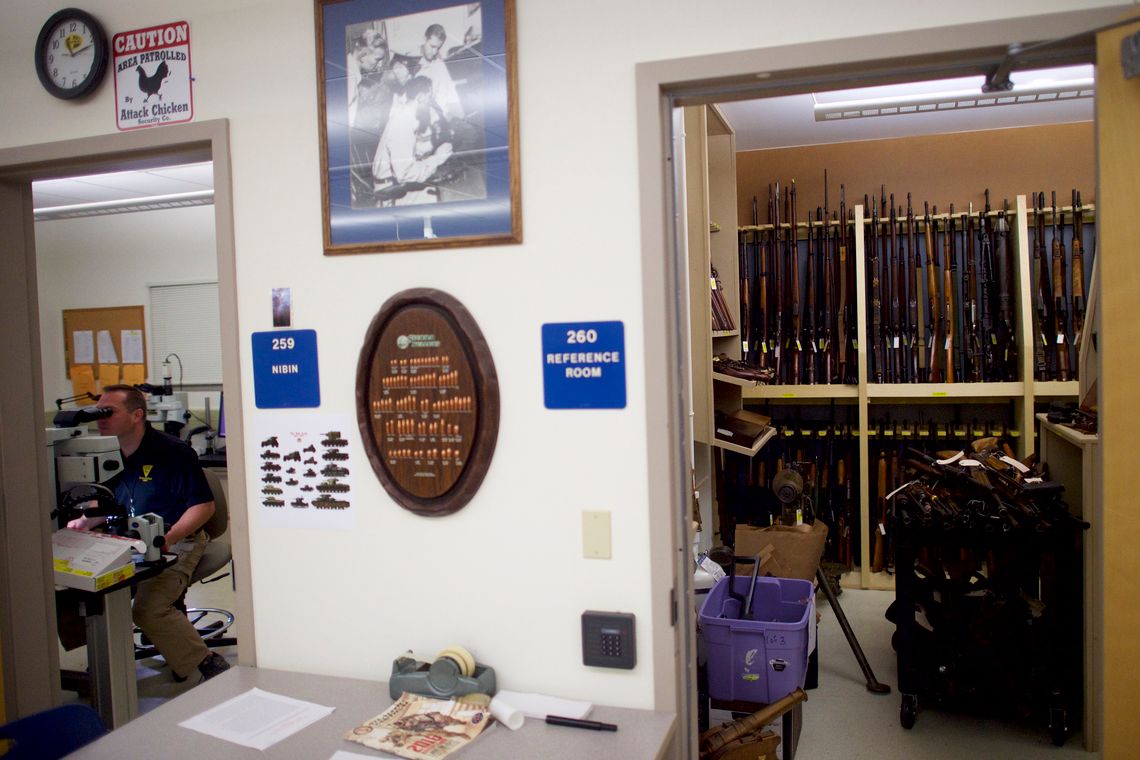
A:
[{"xmin": 813, "ymin": 76, "xmax": 1094, "ymax": 122}]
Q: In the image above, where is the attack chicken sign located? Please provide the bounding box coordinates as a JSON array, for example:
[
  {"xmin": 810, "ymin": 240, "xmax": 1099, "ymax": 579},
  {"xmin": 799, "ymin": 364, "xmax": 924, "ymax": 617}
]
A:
[{"xmin": 112, "ymin": 21, "xmax": 193, "ymax": 131}]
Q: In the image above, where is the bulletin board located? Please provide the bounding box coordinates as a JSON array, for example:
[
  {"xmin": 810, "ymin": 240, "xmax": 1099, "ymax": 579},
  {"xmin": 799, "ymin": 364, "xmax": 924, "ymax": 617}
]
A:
[{"xmin": 62, "ymin": 305, "xmax": 148, "ymax": 396}]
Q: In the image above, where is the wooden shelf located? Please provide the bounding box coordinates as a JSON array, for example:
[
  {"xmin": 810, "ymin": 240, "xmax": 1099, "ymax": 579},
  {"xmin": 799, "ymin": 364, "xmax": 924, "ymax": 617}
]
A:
[
  {"xmin": 741, "ymin": 384, "xmax": 859, "ymax": 399},
  {"xmin": 712, "ymin": 370, "xmax": 757, "ymax": 387},
  {"xmin": 711, "ymin": 329, "xmax": 739, "ymax": 338},
  {"xmin": 867, "ymin": 382, "xmax": 1024, "ymax": 399},
  {"xmin": 1033, "ymin": 380, "xmax": 1080, "ymax": 397},
  {"xmin": 712, "ymin": 425, "xmax": 777, "ymax": 456},
  {"xmin": 1035, "ymin": 413, "xmax": 1098, "ymax": 446}
]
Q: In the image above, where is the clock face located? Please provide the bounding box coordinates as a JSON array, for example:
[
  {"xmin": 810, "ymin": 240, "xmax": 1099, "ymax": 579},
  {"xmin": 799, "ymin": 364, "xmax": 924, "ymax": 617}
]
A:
[{"xmin": 36, "ymin": 9, "xmax": 108, "ymax": 99}]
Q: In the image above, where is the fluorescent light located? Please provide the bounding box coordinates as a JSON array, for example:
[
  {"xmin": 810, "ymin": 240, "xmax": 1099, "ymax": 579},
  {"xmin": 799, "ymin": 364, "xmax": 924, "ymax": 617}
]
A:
[{"xmin": 34, "ymin": 190, "xmax": 214, "ymax": 221}]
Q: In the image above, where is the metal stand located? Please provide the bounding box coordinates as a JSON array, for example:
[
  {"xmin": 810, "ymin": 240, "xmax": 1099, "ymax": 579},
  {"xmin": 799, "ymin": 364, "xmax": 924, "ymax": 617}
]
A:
[{"xmin": 815, "ymin": 567, "xmax": 891, "ymax": 694}]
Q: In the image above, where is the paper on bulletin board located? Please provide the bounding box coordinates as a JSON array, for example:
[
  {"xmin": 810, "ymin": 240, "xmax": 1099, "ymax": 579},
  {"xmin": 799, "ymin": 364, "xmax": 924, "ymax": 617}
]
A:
[
  {"xmin": 71, "ymin": 366, "xmax": 97, "ymax": 402},
  {"xmin": 253, "ymin": 413, "xmax": 357, "ymax": 531},
  {"xmin": 73, "ymin": 331, "xmax": 95, "ymax": 364},
  {"xmin": 121, "ymin": 329, "xmax": 145, "ymax": 364},
  {"xmin": 98, "ymin": 364, "xmax": 121, "ymax": 387},
  {"xmin": 122, "ymin": 364, "xmax": 146, "ymax": 386},
  {"xmin": 96, "ymin": 330, "xmax": 118, "ymax": 364}
]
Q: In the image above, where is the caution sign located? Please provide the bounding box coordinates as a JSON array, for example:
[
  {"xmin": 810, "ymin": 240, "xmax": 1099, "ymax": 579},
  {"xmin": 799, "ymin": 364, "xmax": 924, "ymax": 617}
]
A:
[{"xmin": 112, "ymin": 21, "xmax": 193, "ymax": 131}]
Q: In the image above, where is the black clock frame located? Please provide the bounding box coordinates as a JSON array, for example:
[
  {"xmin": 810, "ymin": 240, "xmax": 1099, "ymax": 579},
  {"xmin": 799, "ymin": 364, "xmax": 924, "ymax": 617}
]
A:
[{"xmin": 35, "ymin": 8, "xmax": 109, "ymax": 100}]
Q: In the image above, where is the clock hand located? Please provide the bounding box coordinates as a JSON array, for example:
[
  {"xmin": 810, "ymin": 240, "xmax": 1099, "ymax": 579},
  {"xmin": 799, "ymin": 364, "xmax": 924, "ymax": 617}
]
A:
[{"xmin": 68, "ymin": 43, "xmax": 93, "ymax": 56}]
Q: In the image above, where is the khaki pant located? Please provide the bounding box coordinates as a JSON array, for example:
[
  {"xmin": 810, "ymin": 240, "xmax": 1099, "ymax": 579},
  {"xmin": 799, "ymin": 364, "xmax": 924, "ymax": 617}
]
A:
[{"xmin": 132, "ymin": 531, "xmax": 210, "ymax": 679}]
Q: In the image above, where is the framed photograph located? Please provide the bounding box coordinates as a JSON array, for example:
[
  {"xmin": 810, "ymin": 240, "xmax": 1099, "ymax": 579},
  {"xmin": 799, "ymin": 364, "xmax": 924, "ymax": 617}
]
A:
[{"xmin": 315, "ymin": 0, "xmax": 521, "ymax": 254}]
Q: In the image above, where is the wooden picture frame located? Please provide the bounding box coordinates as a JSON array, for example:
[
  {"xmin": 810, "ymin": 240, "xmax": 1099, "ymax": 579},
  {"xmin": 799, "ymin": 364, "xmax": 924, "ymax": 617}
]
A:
[
  {"xmin": 356, "ymin": 289, "xmax": 499, "ymax": 516},
  {"xmin": 315, "ymin": 0, "xmax": 521, "ymax": 254}
]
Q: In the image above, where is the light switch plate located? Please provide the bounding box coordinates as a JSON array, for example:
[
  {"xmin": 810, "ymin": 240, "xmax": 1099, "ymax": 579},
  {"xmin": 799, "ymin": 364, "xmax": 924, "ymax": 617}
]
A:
[
  {"xmin": 582, "ymin": 611, "xmax": 636, "ymax": 669},
  {"xmin": 582, "ymin": 510, "xmax": 611, "ymax": 559}
]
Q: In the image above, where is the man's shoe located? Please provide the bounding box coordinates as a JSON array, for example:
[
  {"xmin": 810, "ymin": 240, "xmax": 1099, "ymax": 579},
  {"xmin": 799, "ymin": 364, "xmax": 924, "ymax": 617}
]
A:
[{"xmin": 198, "ymin": 652, "xmax": 231, "ymax": 681}]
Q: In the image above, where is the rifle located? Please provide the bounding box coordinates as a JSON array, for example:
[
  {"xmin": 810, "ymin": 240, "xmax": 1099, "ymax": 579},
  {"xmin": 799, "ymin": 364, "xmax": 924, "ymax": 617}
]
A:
[
  {"xmin": 836, "ymin": 186, "xmax": 849, "ymax": 384},
  {"xmin": 944, "ymin": 206, "xmax": 956, "ymax": 383},
  {"xmin": 995, "ymin": 199, "xmax": 1016, "ymax": 380},
  {"xmin": 805, "ymin": 209, "xmax": 818, "ymax": 384},
  {"xmin": 822, "ymin": 207, "xmax": 835, "ymax": 384},
  {"xmin": 1032, "ymin": 192, "xmax": 1052, "ymax": 380},
  {"xmin": 771, "ymin": 183, "xmax": 784, "ymax": 382},
  {"xmin": 869, "ymin": 195, "xmax": 884, "ymax": 383},
  {"xmin": 872, "ymin": 451, "xmax": 886, "ymax": 573},
  {"xmin": 889, "ymin": 195, "xmax": 903, "ymax": 382},
  {"xmin": 789, "ymin": 181, "xmax": 801, "ymax": 384},
  {"xmin": 906, "ymin": 194, "xmax": 921, "ymax": 382},
  {"xmin": 978, "ymin": 190, "xmax": 997, "ymax": 380},
  {"xmin": 758, "ymin": 193, "xmax": 771, "ymax": 369},
  {"xmin": 964, "ymin": 206, "xmax": 982, "ymax": 381},
  {"xmin": 925, "ymin": 202, "xmax": 941, "ymax": 382},
  {"xmin": 739, "ymin": 225, "xmax": 752, "ymax": 363},
  {"xmin": 1072, "ymin": 189, "xmax": 1086, "ymax": 349},
  {"xmin": 1052, "ymin": 191, "xmax": 1071, "ymax": 381}
]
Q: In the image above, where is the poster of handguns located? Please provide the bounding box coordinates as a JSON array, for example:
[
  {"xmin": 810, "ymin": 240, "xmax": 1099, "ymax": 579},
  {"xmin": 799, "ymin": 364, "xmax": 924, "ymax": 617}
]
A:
[{"xmin": 735, "ymin": 179, "xmax": 1094, "ymax": 385}]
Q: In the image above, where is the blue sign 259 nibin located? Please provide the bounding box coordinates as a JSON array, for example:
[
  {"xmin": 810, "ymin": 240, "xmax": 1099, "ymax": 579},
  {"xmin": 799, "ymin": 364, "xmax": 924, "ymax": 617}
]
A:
[{"xmin": 251, "ymin": 329, "xmax": 320, "ymax": 409}]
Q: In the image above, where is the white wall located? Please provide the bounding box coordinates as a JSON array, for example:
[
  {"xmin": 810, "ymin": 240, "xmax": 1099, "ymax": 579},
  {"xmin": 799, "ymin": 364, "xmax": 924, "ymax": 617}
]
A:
[
  {"xmin": 35, "ymin": 206, "xmax": 217, "ymax": 404},
  {"xmin": 0, "ymin": 0, "xmax": 1127, "ymax": 710}
]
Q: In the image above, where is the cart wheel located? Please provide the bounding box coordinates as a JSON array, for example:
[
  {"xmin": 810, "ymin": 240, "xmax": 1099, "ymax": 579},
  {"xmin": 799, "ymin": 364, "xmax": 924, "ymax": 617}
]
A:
[
  {"xmin": 1049, "ymin": 707, "xmax": 1068, "ymax": 747},
  {"xmin": 900, "ymin": 694, "xmax": 918, "ymax": 730}
]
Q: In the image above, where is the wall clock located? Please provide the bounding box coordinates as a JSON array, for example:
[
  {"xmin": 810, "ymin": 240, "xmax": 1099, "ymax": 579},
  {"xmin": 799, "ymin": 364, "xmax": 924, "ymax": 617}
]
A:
[{"xmin": 35, "ymin": 8, "xmax": 109, "ymax": 100}]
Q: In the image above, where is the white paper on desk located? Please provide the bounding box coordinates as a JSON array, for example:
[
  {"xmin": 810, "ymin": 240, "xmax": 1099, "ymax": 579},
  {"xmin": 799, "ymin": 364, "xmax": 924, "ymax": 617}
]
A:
[
  {"xmin": 178, "ymin": 687, "xmax": 335, "ymax": 751},
  {"xmin": 492, "ymin": 690, "xmax": 592, "ymax": 720}
]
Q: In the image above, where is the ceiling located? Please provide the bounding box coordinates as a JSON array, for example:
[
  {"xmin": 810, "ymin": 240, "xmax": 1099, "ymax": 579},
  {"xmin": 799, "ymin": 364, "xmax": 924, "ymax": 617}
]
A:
[
  {"xmin": 717, "ymin": 65, "xmax": 1094, "ymax": 152},
  {"xmin": 29, "ymin": 67, "xmax": 1093, "ymax": 217},
  {"xmin": 32, "ymin": 161, "xmax": 214, "ymax": 219}
]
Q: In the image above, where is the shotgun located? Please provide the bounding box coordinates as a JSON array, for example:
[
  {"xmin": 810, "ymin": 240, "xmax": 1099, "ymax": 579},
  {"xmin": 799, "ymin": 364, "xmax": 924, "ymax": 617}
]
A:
[
  {"xmin": 925, "ymin": 202, "xmax": 941, "ymax": 382},
  {"xmin": 789, "ymin": 181, "xmax": 801, "ymax": 384},
  {"xmin": 944, "ymin": 206, "xmax": 956, "ymax": 383},
  {"xmin": 1052, "ymin": 191, "xmax": 1070, "ymax": 381},
  {"xmin": 1033, "ymin": 192, "xmax": 1052, "ymax": 380},
  {"xmin": 869, "ymin": 195, "xmax": 884, "ymax": 383},
  {"xmin": 1071, "ymin": 189, "xmax": 1085, "ymax": 350},
  {"xmin": 837, "ymin": 185, "xmax": 849, "ymax": 384}
]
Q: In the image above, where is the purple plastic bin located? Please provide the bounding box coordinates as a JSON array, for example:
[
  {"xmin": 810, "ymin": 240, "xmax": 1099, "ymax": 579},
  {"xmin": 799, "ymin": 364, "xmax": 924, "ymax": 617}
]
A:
[{"xmin": 698, "ymin": 575, "xmax": 813, "ymax": 703}]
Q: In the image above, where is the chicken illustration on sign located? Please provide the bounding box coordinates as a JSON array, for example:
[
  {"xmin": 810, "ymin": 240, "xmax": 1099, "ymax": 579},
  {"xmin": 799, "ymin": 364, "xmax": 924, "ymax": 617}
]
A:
[{"xmin": 113, "ymin": 21, "xmax": 193, "ymax": 131}]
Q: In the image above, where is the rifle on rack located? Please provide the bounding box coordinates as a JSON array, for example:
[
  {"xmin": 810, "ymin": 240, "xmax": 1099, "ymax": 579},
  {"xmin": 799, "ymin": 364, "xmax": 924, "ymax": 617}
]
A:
[
  {"xmin": 822, "ymin": 207, "xmax": 835, "ymax": 385},
  {"xmin": 869, "ymin": 194, "xmax": 884, "ymax": 383},
  {"xmin": 906, "ymin": 194, "xmax": 921, "ymax": 382},
  {"xmin": 1033, "ymin": 192, "xmax": 1052, "ymax": 380},
  {"xmin": 837, "ymin": 186, "xmax": 849, "ymax": 384},
  {"xmin": 789, "ymin": 181, "xmax": 802, "ymax": 384},
  {"xmin": 978, "ymin": 190, "xmax": 997, "ymax": 380},
  {"xmin": 758, "ymin": 194, "xmax": 771, "ymax": 369},
  {"xmin": 739, "ymin": 221, "xmax": 752, "ymax": 364},
  {"xmin": 945, "ymin": 206, "xmax": 956, "ymax": 383},
  {"xmin": 1072, "ymin": 189, "xmax": 1086, "ymax": 349},
  {"xmin": 925, "ymin": 202, "xmax": 942, "ymax": 382},
  {"xmin": 889, "ymin": 195, "xmax": 904, "ymax": 382},
  {"xmin": 805, "ymin": 210, "xmax": 818, "ymax": 384},
  {"xmin": 771, "ymin": 183, "xmax": 784, "ymax": 382},
  {"xmin": 1052, "ymin": 191, "xmax": 1071, "ymax": 381},
  {"xmin": 872, "ymin": 452, "xmax": 887, "ymax": 573},
  {"xmin": 964, "ymin": 206, "xmax": 982, "ymax": 381},
  {"xmin": 995, "ymin": 199, "xmax": 1016, "ymax": 380}
]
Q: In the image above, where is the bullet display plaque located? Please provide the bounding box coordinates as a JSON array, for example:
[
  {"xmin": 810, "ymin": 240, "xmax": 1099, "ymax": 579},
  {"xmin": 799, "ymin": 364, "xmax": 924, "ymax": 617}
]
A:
[{"xmin": 356, "ymin": 289, "xmax": 499, "ymax": 516}]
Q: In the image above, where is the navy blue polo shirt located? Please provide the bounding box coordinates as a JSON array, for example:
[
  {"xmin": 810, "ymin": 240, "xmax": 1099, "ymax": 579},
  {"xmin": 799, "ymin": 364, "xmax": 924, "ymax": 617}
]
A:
[{"xmin": 111, "ymin": 425, "xmax": 214, "ymax": 530}]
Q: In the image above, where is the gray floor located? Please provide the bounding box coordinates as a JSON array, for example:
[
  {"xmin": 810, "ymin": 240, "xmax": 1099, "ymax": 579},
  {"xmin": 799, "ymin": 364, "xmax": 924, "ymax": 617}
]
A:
[
  {"xmin": 786, "ymin": 587, "xmax": 1093, "ymax": 759},
  {"xmin": 59, "ymin": 565, "xmax": 238, "ymax": 714}
]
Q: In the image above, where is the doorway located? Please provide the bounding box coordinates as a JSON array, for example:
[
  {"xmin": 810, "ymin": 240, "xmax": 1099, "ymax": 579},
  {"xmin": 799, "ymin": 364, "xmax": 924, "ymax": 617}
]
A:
[
  {"xmin": 636, "ymin": 8, "xmax": 1125, "ymax": 757},
  {"xmin": 0, "ymin": 120, "xmax": 252, "ymax": 719}
]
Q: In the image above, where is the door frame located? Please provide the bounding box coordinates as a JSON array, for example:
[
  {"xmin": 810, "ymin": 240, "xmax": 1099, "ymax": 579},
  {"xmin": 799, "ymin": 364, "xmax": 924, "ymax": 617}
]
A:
[
  {"xmin": 634, "ymin": 7, "xmax": 1123, "ymax": 756},
  {"xmin": 0, "ymin": 119, "xmax": 253, "ymax": 718}
]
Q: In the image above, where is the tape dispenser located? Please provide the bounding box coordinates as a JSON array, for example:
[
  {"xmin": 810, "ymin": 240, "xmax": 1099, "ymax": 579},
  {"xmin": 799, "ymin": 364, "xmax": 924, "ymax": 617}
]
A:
[{"xmin": 389, "ymin": 645, "xmax": 496, "ymax": 700}]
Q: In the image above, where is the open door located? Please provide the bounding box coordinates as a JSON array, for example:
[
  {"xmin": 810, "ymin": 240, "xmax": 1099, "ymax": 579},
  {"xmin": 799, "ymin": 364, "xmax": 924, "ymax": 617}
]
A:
[{"xmin": 1095, "ymin": 17, "xmax": 1140, "ymax": 759}]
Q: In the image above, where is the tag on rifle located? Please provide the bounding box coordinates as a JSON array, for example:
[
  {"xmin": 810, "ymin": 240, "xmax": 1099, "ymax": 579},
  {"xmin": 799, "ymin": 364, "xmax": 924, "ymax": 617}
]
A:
[
  {"xmin": 945, "ymin": 337, "xmax": 952, "ymax": 350},
  {"xmin": 709, "ymin": 277, "xmax": 717, "ymax": 290},
  {"xmin": 852, "ymin": 339, "xmax": 859, "ymax": 349},
  {"xmin": 742, "ymin": 340, "xmax": 748, "ymax": 354},
  {"xmin": 796, "ymin": 339, "xmax": 802, "ymax": 351},
  {"xmin": 893, "ymin": 337, "xmax": 900, "ymax": 348},
  {"xmin": 1041, "ymin": 334, "xmax": 1049, "ymax": 347},
  {"xmin": 878, "ymin": 522, "xmax": 886, "ymax": 536},
  {"xmin": 1056, "ymin": 333, "xmax": 1066, "ymax": 344},
  {"xmin": 795, "ymin": 508, "xmax": 803, "ymax": 526}
]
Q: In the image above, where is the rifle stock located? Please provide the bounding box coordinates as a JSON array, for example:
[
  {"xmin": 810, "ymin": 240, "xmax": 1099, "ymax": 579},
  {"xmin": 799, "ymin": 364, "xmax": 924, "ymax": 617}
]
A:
[{"xmin": 872, "ymin": 452, "xmax": 886, "ymax": 573}]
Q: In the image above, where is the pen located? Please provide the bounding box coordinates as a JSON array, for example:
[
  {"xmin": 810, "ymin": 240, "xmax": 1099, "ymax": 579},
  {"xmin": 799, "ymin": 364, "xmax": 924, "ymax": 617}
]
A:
[{"xmin": 545, "ymin": 715, "xmax": 618, "ymax": 731}]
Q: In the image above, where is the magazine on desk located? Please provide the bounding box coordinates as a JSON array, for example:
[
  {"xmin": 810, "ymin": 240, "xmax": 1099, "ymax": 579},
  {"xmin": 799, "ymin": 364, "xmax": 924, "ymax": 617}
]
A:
[{"xmin": 346, "ymin": 692, "xmax": 491, "ymax": 759}]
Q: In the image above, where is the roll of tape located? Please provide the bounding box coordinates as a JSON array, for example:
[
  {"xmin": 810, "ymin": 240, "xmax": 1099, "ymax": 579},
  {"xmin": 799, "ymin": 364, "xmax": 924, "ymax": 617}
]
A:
[{"xmin": 437, "ymin": 645, "xmax": 476, "ymax": 678}]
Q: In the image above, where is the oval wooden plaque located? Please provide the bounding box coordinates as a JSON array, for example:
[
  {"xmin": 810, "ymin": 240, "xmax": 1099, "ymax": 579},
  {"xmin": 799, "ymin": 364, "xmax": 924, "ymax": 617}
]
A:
[{"xmin": 356, "ymin": 289, "xmax": 499, "ymax": 516}]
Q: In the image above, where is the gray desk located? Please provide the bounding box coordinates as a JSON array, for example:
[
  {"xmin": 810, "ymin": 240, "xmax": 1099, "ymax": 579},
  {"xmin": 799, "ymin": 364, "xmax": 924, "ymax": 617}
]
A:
[{"xmin": 68, "ymin": 666, "xmax": 677, "ymax": 759}]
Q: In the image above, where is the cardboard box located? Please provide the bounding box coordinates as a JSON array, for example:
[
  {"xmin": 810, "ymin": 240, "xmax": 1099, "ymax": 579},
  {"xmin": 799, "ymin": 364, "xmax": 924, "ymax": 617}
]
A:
[
  {"xmin": 734, "ymin": 521, "xmax": 828, "ymax": 581},
  {"xmin": 52, "ymin": 529, "xmax": 137, "ymax": 592}
]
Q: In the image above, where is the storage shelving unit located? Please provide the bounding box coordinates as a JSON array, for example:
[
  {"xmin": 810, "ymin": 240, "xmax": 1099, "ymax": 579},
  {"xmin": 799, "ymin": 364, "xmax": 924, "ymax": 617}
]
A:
[{"xmin": 697, "ymin": 195, "xmax": 1089, "ymax": 587}]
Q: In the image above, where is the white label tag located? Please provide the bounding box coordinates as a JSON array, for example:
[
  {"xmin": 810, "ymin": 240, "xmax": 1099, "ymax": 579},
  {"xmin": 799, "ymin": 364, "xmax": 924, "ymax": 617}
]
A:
[
  {"xmin": 960, "ymin": 458, "xmax": 981, "ymax": 467},
  {"xmin": 1000, "ymin": 455, "xmax": 1031, "ymax": 474},
  {"xmin": 878, "ymin": 522, "xmax": 886, "ymax": 536},
  {"xmin": 1057, "ymin": 333, "xmax": 1066, "ymax": 344},
  {"xmin": 945, "ymin": 337, "xmax": 952, "ymax": 350},
  {"xmin": 743, "ymin": 340, "xmax": 748, "ymax": 354},
  {"xmin": 709, "ymin": 277, "xmax": 717, "ymax": 290},
  {"xmin": 936, "ymin": 451, "xmax": 965, "ymax": 465},
  {"xmin": 893, "ymin": 337, "xmax": 900, "ymax": 348}
]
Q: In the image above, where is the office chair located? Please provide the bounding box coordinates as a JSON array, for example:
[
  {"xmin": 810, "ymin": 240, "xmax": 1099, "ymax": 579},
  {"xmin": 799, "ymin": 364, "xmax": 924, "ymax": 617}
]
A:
[
  {"xmin": 134, "ymin": 467, "xmax": 235, "ymax": 659},
  {"xmin": 0, "ymin": 703, "xmax": 106, "ymax": 759}
]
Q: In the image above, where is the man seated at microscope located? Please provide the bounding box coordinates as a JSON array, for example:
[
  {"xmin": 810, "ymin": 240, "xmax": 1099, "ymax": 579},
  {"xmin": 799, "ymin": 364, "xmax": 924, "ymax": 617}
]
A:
[{"xmin": 67, "ymin": 384, "xmax": 230, "ymax": 682}]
